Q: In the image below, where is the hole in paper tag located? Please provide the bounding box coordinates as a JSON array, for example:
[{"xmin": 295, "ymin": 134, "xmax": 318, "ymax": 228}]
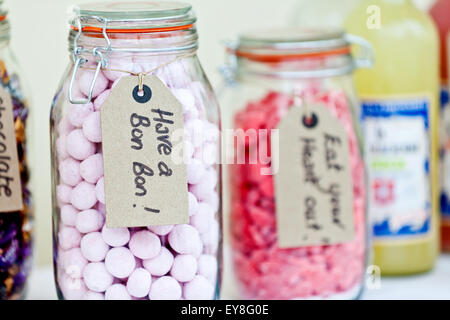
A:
[
  {"xmin": 272, "ymin": 103, "xmax": 355, "ymax": 248},
  {"xmin": 0, "ymin": 86, "xmax": 23, "ymax": 212},
  {"xmin": 101, "ymin": 75, "xmax": 189, "ymax": 228}
]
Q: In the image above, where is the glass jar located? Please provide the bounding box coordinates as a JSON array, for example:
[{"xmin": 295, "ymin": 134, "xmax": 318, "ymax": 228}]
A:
[
  {"xmin": 221, "ymin": 28, "xmax": 372, "ymax": 300},
  {"xmin": 0, "ymin": 2, "xmax": 33, "ymax": 300},
  {"xmin": 50, "ymin": 2, "xmax": 221, "ymax": 300}
]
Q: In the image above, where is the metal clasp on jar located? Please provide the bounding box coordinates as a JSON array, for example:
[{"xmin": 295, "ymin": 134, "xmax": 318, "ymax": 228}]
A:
[{"xmin": 69, "ymin": 15, "xmax": 111, "ymax": 105}]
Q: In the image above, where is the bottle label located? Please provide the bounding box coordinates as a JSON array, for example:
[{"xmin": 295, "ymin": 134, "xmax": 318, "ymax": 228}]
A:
[
  {"xmin": 361, "ymin": 95, "xmax": 431, "ymax": 240},
  {"xmin": 439, "ymin": 85, "xmax": 450, "ymax": 221}
]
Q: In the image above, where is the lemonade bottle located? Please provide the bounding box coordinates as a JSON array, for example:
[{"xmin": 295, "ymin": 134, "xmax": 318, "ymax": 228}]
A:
[{"xmin": 345, "ymin": 0, "xmax": 440, "ymax": 275}]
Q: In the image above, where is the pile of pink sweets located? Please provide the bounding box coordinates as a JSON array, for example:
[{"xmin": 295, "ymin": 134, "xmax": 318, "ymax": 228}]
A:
[
  {"xmin": 54, "ymin": 55, "xmax": 220, "ymax": 300},
  {"xmin": 230, "ymin": 88, "xmax": 366, "ymax": 300}
]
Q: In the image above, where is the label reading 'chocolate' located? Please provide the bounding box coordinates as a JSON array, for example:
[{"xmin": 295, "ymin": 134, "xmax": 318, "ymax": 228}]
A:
[
  {"xmin": 0, "ymin": 86, "xmax": 23, "ymax": 212},
  {"xmin": 272, "ymin": 103, "xmax": 354, "ymax": 248},
  {"xmin": 101, "ymin": 75, "xmax": 189, "ymax": 228}
]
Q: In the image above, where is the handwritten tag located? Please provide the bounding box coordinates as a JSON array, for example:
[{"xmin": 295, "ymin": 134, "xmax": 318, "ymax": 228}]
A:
[
  {"xmin": 0, "ymin": 86, "xmax": 23, "ymax": 212},
  {"xmin": 272, "ymin": 103, "xmax": 354, "ymax": 248},
  {"xmin": 101, "ymin": 75, "xmax": 189, "ymax": 228}
]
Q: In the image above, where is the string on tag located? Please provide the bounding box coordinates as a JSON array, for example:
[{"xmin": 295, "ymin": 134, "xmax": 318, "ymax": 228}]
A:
[
  {"xmin": 292, "ymin": 86, "xmax": 320, "ymax": 129},
  {"xmin": 138, "ymin": 73, "xmax": 144, "ymax": 92}
]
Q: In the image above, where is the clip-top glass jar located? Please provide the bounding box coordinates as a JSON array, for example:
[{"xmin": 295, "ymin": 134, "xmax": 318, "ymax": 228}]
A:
[
  {"xmin": 0, "ymin": 1, "xmax": 33, "ymax": 300},
  {"xmin": 50, "ymin": 2, "xmax": 221, "ymax": 300},
  {"xmin": 221, "ymin": 28, "xmax": 372, "ymax": 300}
]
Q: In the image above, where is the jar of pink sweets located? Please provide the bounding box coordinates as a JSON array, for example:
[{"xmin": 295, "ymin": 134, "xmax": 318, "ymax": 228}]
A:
[
  {"xmin": 221, "ymin": 28, "xmax": 373, "ymax": 300},
  {"xmin": 50, "ymin": 2, "xmax": 221, "ymax": 300}
]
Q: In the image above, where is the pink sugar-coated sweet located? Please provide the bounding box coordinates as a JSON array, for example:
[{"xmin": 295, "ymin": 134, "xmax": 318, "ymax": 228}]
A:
[
  {"xmin": 196, "ymin": 142, "xmax": 218, "ymax": 167},
  {"xmin": 75, "ymin": 209, "xmax": 104, "ymax": 233},
  {"xmin": 168, "ymin": 224, "xmax": 202, "ymax": 255},
  {"xmin": 59, "ymin": 227, "xmax": 82, "ymax": 250},
  {"xmin": 59, "ymin": 158, "xmax": 82, "ymax": 187},
  {"xmin": 147, "ymin": 225, "xmax": 173, "ymax": 236},
  {"xmin": 183, "ymin": 275, "xmax": 215, "ymax": 300},
  {"xmin": 183, "ymin": 140, "xmax": 195, "ymax": 162},
  {"xmin": 142, "ymin": 247, "xmax": 174, "ymax": 277},
  {"xmin": 190, "ymin": 168, "xmax": 217, "ymax": 202},
  {"xmin": 186, "ymin": 158, "xmax": 206, "ymax": 185},
  {"xmin": 61, "ymin": 204, "xmax": 79, "ymax": 227},
  {"xmin": 56, "ymin": 184, "xmax": 72, "ymax": 204},
  {"xmin": 148, "ymin": 276, "xmax": 182, "ymax": 300},
  {"xmin": 189, "ymin": 81, "xmax": 207, "ymax": 108},
  {"xmin": 66, "ymin": 129, "xmax": 96, "ymax": 161},
  {"xmin": 102, "ymin": 226, "xmax": 130, "ymax": 247},
  {"xmin": 61, "ymin": 248, "xmax": 88, "ymax": 278},
  {"xmin": 200, "ymin": 219, "xmax": 219, "ymax": 255},
  {"xmin": 126, "ymin": 268, "xmax": 152, "ymax": 298},
  {"xmin": 129, "ymin": 230, "xmax": 161, "ymax": 260},
  {"xmin": 70, "ymin": 182, "xmax": 97, "ymax": 210},
  {"xmin": 170, "ymin": 254, "xmax": 197, "ymax": 283},
  {"xmin": 190, "ymin": 203, "xmax": 214, "ymax": 234},
  {"xmin": 105, "ymin": 247, "xmax": 136, "ymax": 279},
  {"xmin": 82, "ymin": 111, "xmax": 102, "ymax": 143},
  {"xmin": 58, "ymin": 115, "xmax": 75, "ymax": 135},
  {"xmin": 103, "ymin": 57, "xmax": 134, "ymax": 82},
  {"xmin": 185, "ymin": 118, "xmax": 205, "ymax": 148},
  {"xmin": 67, "ymin": 103, "xmax": 94, "ymax": 128},
  {"xmin": 83, "ymin": 291, "xmax": 105, "ymax": 300},
  {"xmin": 204, "ymin": 191, "xmax": 219, "ymax": 213},
  {"xmin": 105, "ymin": 284, "xmax": 132, "ymax": 300},
  {"xmin": 192, "ymin": 238, "xmax": 204, "ymax": 258},
  {"xmin": 78, "ymin": 69, "xmax": 109, "ymax": 99},
  {"xmin": 230, "ymin": 90, "xmax": 366, "ymax": 300},
  {"xmin": 59, "ymin": 273, "xmax": 88, "ymax": 300},
  {"xmin": 97, "ymin": 202, "xmax": 106, "ymax": 215},
  {"xmin": 203, "ymin": 121, "xmax": 220, "ymax": 143},
  {"xmin": 95, "ymin": 177, "xmax": 105, "ymax": 204},
  {"xmin": 81, "ymin": 232, "xmax": 110, "ymax": 262},
  {"xmin": 94, "ymin": 89, "xmax": 111, "ymax": 111},
  {"xmin": 173, "ymin": 88, "xmax": 199, "ymax": 121},
  {"xmin": 198, "ymin": 255, "xmax": 218, "ymax": 283},
  {"xmin": 188, "ymin": 192, "xmax": 199, "ymax": 216},
  {"xmin": 83, "ymin": 262, "xmax": 114, "ymax": 293},
  {"xmin": 80, "ymin": 153, "xmax": 104, "ymax": 184},
  {"xmin": 56, "ymin": 136, "xmax": 69, "ymax": 160}
]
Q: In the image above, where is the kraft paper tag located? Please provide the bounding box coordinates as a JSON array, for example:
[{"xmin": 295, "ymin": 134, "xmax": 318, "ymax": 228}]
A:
[
  {"xmin": 101, "ymin": 75, "xmax": 189, "ymax": 228},
  {"xmin": 272, "ymin": 103, "xmax": 354, "ymax": 248},
  {"xmin": 0, "ymin": 86, "xmax": 23, "ymax": 212}
]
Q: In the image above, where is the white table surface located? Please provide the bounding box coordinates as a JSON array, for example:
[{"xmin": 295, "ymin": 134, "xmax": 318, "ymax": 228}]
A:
[{"xmin": 27, "ymin": 254, "xmax": 450, "ymax": 300}]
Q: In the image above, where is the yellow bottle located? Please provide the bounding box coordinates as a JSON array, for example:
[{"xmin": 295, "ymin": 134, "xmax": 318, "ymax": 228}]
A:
[{"xmin": 345, "ymin": 0, "xmax": 440, "ymax": 275}]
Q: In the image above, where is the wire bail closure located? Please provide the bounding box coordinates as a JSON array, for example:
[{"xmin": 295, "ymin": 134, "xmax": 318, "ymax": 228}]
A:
[
  {"xmin": 345, "ymin": 34, "xmax": 375, "ymax": 69},
  {"xmin": 69, "ymin": 15, "xmax": 112, "ymax": 105}
]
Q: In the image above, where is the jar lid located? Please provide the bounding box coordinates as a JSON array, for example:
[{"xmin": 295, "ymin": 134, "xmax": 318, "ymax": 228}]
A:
[
  {"xmin": 232, "ymin": 27, "xmax": 351, "ymax": 62},
  {"xmin": 70, "ymin": 1, "xmax": 196, "ymax": 34}
]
